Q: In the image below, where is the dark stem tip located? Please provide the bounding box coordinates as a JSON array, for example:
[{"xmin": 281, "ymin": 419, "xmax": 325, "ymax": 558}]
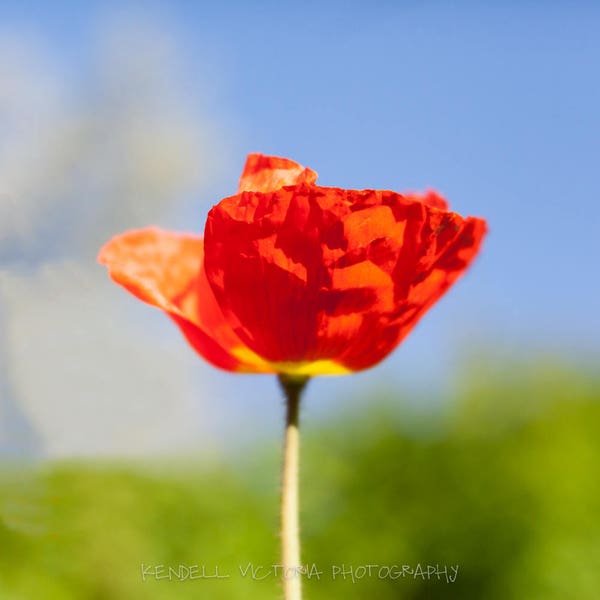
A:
[{"xmin": 278, "ymin": 374, "xmax": 309, "ymax": 399}]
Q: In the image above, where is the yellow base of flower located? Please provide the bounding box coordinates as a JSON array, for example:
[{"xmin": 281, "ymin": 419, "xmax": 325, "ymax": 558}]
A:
[{"xmin": 232, "ymin": 346, "xmax": 351, "ymax": 376}]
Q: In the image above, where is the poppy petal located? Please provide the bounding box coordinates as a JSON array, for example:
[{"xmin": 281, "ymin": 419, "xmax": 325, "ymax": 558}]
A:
[
  {"xmin": 405, "ymin": 190, "xmax": 449, "ymax": 211},
  {"xmin": 238, "ymin": 153, "xmax": 318, "ymax": 193},
  {"xmin": 336, "ymin": 213, "xmax": 487, "ymax": 371},
  {"xmin": 204, "ymin": 185, "xmax": 486, "ymax": 374},
  {"xmin": 98, "ymin": 227, "xmax": 272, "ymax": 373}
]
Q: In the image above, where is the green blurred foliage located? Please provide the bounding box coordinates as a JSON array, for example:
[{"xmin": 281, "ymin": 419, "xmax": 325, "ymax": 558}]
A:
[{"xmin": 1, "ymin": 361, "xmax": 599, "ymax": 599}]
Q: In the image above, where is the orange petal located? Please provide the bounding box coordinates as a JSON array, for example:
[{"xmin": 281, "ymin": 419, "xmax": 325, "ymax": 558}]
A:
[
  {"xmin": 204, "ymin": 184, "xmax": 486, "ymax": 373},
  {"xmin": 98, "ymin": 227, "xmax": 272, "ymax": 373},
  {"xmin": 238, "ymin": 153, "xmax": 318, "ymax": 193},
  {"xmin": 336, "ymin": 215, "xmax": 487, "ymax": 371}
]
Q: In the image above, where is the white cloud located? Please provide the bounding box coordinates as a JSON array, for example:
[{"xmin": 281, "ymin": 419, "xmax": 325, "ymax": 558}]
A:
[
  {"xmin": 0, "ymin": 263, "xmax": 215, "ymax": 458},
  {"xmin": 0, "ymin": 14, "xmax": 231, "ymax": 458}
]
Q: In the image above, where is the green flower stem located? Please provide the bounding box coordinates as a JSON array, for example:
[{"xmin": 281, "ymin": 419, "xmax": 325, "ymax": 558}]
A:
[{"xmin": 279, "ymin": 374, "xmax": 308, "ymax": 600}]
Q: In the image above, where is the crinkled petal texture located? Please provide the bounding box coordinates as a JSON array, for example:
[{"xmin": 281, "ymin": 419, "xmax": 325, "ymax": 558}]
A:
[
  {"xmin": 238, "ymin": 153, "xmax": 318, "ymax": 193},
  {"xmin": 98, "ymin": 227, "xmax": 275, "ymax": 373},
  {"xmin": 204, "ymin": 183, "xmax": 486, "ymax": 374},
  {"xmin": 99, "ymin": 154, "xmax": 486, "ymax": 376}
]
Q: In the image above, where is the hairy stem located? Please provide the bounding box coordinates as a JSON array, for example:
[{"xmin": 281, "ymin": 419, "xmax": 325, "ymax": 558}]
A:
[{"xmin": 279, "ymin": 375, "xmax": 308, "ymax": 600}]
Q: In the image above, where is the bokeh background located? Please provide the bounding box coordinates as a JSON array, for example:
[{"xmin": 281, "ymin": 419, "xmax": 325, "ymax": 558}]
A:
[{"xmin": 1, "ymin": 1, "xmax": 599, "ymax": 598}]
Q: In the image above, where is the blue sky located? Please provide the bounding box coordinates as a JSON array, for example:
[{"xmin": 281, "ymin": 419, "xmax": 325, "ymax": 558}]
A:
[
  {"xmin": 124, "ymin": 2, "xmax": 600, "ymax": 349},
  {"xmin": 2, "ymin": 2, "xmax": 599, "ymax": 454}
]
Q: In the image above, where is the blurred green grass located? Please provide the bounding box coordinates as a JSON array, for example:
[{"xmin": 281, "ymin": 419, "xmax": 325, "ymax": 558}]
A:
[{"xmin": 1, "ymin": 361, "xmax": 599, "ymax": 599}]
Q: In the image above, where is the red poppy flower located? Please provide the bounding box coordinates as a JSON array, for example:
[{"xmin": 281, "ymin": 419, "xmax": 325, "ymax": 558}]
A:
[{"xmin": 99, "ymin": 154, "xmax": 486, "ymax": 376}]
